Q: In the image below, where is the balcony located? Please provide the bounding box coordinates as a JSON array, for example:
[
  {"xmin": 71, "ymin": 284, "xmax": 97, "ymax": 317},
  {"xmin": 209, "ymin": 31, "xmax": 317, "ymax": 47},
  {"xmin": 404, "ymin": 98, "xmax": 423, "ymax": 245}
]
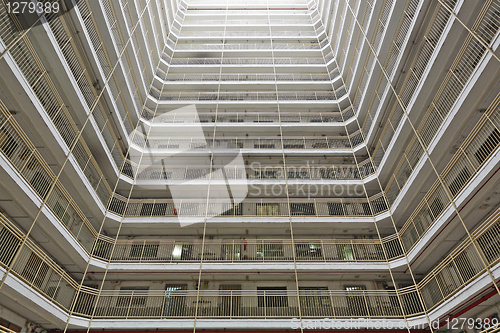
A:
[
  {"xmin": 1, "ymin": 205, "xmax": 500, "ymax": 326},
  {"xmin": 150, "ymin": 90, "xmax": 346, "ymax": 102},
  {"xmin": 141, "ymin": 109, "xmax": 353, "ymax": 124},
  {"xmin": 128, "ymin": 134, "xmax": 363, "ymax": 153}
]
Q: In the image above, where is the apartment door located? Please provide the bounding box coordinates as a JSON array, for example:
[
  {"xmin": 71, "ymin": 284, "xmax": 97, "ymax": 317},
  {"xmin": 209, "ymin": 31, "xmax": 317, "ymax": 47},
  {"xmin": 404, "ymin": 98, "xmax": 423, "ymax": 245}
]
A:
[
  {"xmin": 164, "ymin": 284, "xmax": 187, "ymax": 317},
  {"xmin": 221, "ymin": 243, "xmax": 241, "ymax": 260},
  {"xmin": 257, "ymin": 286, "xmax": 288, "ymax": 308},
  {"xmin": 219, "ymin": 285, "xmax": 241, "ymax": 316},
  {"xmin": 344, "ymin": 285, "xmax": 367, "ymax": 316},
  {"xmin": 299, "ymin": 287, "xmax": 330, "ymax": 316}
]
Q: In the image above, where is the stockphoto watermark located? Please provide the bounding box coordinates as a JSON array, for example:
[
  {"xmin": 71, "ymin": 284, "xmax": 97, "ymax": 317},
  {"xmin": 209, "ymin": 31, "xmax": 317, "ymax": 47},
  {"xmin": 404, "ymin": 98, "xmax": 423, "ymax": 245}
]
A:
[
  {"xmin": 290, "ymin": 318, "xmax": 437, "ymax": 330},
  {"xmin": 291, "ymin": 317, "xmax": 500, "ymax": 330},
  {"xmin": 129, "ymin": 105, "xmax": 248, "ymax": 227},
  {"xmin": 247, "ymin": 162, "xmax": 367, "ymax": 198},
  {"xmin": 128, "ymin": 104, "xmax": 368, "ymax": 226},
  {"xmin": 249, "ymin": 182, "xmax": 366, "ymax": 198}
]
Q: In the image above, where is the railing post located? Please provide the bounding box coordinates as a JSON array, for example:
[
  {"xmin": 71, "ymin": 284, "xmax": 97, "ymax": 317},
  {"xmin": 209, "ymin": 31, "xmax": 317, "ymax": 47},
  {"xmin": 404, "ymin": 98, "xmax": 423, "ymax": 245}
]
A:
[
  {"xmin": 126, "ymin": 290, "xmax": 134, "ymax": 319},
  {"xmin": 263, "ymin": 290, "xmax": 266, "ymax": 318},
  {"xmin": 329, "ymin": 292, "xmax": 335, "ymax": 317},
  {"xmin": 362, "ymin": 290, "xmax": 370, "ymax": 316},
  {"xmin": 321, "ymin": 240, "xmax": 326, "ymax": 262},
  {"xmin": 171, "ymin": 240, "xmax": 175, "ymax": 263},
  {"xmin": 230, "ymin": 290, "xmax": 233, "ymax": 319},
  {"xmin": 140, "ymin": 240, "xmax": 146, "ymax": 263}
]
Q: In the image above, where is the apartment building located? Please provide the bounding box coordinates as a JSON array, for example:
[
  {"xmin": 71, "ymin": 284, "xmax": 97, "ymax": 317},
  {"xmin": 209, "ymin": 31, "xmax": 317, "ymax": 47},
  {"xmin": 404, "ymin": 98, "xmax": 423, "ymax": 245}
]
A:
[{"xmin": 0, "ymin": 0, "xmax": 500, "ymax": 332}]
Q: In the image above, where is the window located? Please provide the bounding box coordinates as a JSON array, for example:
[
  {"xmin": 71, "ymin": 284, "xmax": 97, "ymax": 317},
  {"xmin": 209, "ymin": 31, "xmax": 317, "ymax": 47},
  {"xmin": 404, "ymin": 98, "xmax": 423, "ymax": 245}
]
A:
[
  {"xmin": 257, "ymin": 243, "xmax": 283, "ymax": 259},
  {"xmin": 256, "ymin": 203, "xmax": 279, "ymax": 216},
  {"xmin": 140, "ymin": 203, "xmax": 153, "ymax": 216},
  {"xmin": 254, "ymin": 144, "xmax": 275, "ymax": 149},
  {"xmin": 344, "ymin": 285, "xmax": 368, "ymax": 315},
  {"xmin": 299, "ymin": 287, "xmax": 329, "ymax": 307},
  {"xmin": 221, "ymin": 244, "xmax": 241, "ymax": 260},
  {"xmin": 287, "ymin": 171, "xmax": 309, "ymax": 179},
  {"xmin": 290, "ymin": 203, "xmax": 315, "ymax": 215},
  {"xmin": 256, "ymin": 170, "xmax": 278, "ymax": 179},
  {"xmin": 258, "ymin": 287, "xmax": 288, "ymax": 308},
  {"xmin": 220, "ymin": 203, "xmax": 242, "ymax": 216},
  {"xmin": 152, "ymin": 203, "xmax": 167, "ymax": 216},
  {"xmin": 283, "ymin": 144, "xmax": 304, "ymax": 149},
  {"xmin": 164, "ymin": 285, "xmax": 187, "ymax": 317},
  {"xmin": 320, "ymin": 168, "xmax": 335, "ymax": 179},
  {"xmin": 117, "ymin": 287, "xmax": 149, "ymax": 307},
  {"xmin": 344, "ymin": 285, "xmax": 366, "ymax": 291},
  {"xmin": 295, "ymin": 243, "xmax": 322, "ymax": 258},
  {"xmin": 0, "ymin": 319, "xmax": 21, "ymax": 333},
  {"xmin": 337, "ymin": 244, "xmax": 354, "ymax": 260},
  {"xmin": 129, "ymin": 244, "xmax": 159, "ymax": 258},
  {"xmin": 312, "ymin": 141, "xmax": 328, "ymax": 148},
  {"xmin": 172, "ymin": 244, "xmax": 193, "ymax": 260},
  {"xmin": 327, "ymin": 202, "xmax": 343, "ymax": 215}
]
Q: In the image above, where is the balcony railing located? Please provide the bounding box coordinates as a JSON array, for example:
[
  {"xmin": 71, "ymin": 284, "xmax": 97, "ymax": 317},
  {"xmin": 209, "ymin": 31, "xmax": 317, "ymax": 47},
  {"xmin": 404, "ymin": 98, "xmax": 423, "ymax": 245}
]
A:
[
  {"xmin": 1, "ymin": 206, "xmax": 500, "ymax": 320},
  {"xmin": 156, "ymin": 72, "xmax": 336, "ymax": 82},
  {"xmin": 130, "ymin": 159, "xmax": 375, "ymax": 181},
  {"xmin": 107, "ymin": 194, "xmax": 389, "ymax": 218},
  {"xmin": 95, "ymin": 236, "xmax": 402, "ymax": 263},
  {"xmin": 173, "ymin": 42, "xmax": 322, "ymax": 51},
  {"xmin": 178, "ymin": 31, "xmax": 318, "ymax": 38},
  {"xmin": 380, "ymin": 0, "xmax": 500, "ymax": 208},
  {"xmin": 129, "ymin": 134, "xmax": 362, "ymax": 151},
  {"xmin": 2, "ymin": 91, "xmax": 500, "ymax": 266},
  {"xmin": 181, "ymin": 19, "xmax": 314, "ymax": 25},
  {"xmin": 1, "ymin": 79, "xmax": 500, "ymax": 278},
  {"xmin": 141, "ymin": 109, "xmax": 352, "ymax": 123},
  {"xmin": 165, "ymin": 55, "xmax": 327, "ymax": 65},
  {"xmin": 151, "ymin": 90, "xmax": 343, "ymax": 101}
]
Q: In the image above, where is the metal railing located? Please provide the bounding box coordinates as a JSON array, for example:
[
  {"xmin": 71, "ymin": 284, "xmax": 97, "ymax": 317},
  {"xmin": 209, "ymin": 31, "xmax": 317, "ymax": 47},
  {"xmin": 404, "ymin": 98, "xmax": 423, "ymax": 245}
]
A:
[
  {"xmin": 0, "ymin": 1, "xmax": 117, "ymax": 207},
  {"xmin": 0, "ymin": 101, "xmax": 100, "ymax": 252},
  {"xmin": 2, "ymin": 93, "xmax": 500, "ymax": 265},
  {"xmin": 130, "ymin": 159, "xmax": 375, "ymax": 182},
  {"xmin": 1, "ymin": 87, "xmax": 500, "ymax": 271},
  {"xmin": 181, "ymin": 19, "xmax": 314, "ymax": 25},
  {"xmin": 141, "ymin": 109, "xmax": 352, "ymax": 123},
  {"xmin": 107, "ymin": 194, "xmax": 389, "ymax": 218},
  {"xmin": 156, "ymin": 72, "xmax": 336, "ymax": 82},
  {"xmin": 151, "ymin": 90, "xmax": 344, "ymax": 101},
  {"xmin": 173, "ymin": 42, "xmax": 322, "ymax": 51},
  {"xmin": 2, "ymin": 206, "xmax": 500, "ymax": 319},
  {"xmin": 379, "ymin": 0, "xmax": 499, "ymax": 209},
  {"xmin": 0, "ymin": 325, "xmax": 16, "ymax": 333},
  {"xmin": 178, "ymin": 30, "xmax": 318, "ymax": 38},
  {"xmin": 128, "ymin": 134, "xmax": 363, "ymax": 151},
  {"xmin": 165, "ymin": 55, "xmax": 327, "ymax": 65}
]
